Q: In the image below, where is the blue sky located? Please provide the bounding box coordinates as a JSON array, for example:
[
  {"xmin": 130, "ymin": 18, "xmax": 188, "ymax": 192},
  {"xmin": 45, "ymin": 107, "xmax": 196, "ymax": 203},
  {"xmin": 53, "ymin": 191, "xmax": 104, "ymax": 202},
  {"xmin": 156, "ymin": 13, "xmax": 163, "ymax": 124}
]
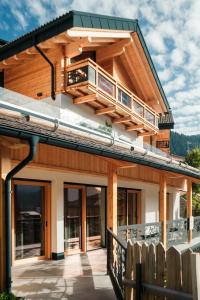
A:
[{"xmin": 0, "ymin": 0, "xmax": 200, "ymax": 135}]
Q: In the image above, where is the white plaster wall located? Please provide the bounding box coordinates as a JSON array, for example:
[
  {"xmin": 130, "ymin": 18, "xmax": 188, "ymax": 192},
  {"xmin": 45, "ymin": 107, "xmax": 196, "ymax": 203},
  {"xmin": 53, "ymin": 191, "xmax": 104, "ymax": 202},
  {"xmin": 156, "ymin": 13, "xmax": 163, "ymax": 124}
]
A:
[
  {"xmin": 42, "ymin": 93, "xmax": 143, "ymax": 147},
  {"xmin": 13, "ymin": 166, "xmax": 181, "ymax": 253}
]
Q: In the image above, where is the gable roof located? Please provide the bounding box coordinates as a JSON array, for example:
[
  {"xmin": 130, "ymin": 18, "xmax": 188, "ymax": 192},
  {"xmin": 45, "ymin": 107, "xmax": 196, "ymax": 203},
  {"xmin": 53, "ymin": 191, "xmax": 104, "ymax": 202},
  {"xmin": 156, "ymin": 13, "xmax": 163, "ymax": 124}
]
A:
[{"xmin": 0, "ymin": 10, "xmax": 170, "ymax": 111}]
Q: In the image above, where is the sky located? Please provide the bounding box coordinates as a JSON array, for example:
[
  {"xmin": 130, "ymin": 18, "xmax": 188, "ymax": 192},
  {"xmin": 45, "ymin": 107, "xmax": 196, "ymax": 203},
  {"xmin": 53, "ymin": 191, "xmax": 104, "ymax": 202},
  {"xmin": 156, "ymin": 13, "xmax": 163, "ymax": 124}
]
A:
[{"xmin": 0, "ymin": 0, "xmax": 200, "ymax": 136}]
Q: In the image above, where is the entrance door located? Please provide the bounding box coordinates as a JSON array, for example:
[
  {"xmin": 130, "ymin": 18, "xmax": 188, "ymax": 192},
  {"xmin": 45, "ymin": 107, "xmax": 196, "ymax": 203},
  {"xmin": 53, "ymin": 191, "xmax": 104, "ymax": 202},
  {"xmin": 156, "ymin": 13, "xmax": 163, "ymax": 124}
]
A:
[
  {"xmin": 13, "ymin": 180, "xmax": 50, "ymax": 262},
  {"xmin": 64, "ymin": 185, "xmax": 106, "ymax": 254}
]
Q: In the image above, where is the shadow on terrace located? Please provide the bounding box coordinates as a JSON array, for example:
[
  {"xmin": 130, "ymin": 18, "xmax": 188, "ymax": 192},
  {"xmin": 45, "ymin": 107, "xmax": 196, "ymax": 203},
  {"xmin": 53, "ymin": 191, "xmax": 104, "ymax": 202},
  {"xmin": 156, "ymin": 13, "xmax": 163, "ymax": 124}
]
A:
[{"xmin": 12, "ymin": 249, "xmax": 115, "ymax": 300}]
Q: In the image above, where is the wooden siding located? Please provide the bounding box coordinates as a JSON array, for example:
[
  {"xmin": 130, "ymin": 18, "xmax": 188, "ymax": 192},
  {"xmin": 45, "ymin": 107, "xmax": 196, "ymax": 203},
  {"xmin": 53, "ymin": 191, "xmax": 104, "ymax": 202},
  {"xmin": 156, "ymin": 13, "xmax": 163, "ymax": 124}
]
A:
[
  {"xmin": 10, "ymin": 143, "xmax": 185, "ymax": 189},
  {"xmin": 4, "ymin": 47, "xmax": 63, "ymax": 99}
]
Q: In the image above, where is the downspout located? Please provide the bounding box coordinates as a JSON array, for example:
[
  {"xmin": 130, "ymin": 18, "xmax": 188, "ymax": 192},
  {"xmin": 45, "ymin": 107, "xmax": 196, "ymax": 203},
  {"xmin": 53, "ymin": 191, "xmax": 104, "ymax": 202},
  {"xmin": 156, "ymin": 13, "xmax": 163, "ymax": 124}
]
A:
[
  {"xmin": 5, "ymin": 135, "xmax": 39, "ymax": 293},
  {"xmin": 34, "ymin": 45, "xmax": 56, "ymax": 100}
]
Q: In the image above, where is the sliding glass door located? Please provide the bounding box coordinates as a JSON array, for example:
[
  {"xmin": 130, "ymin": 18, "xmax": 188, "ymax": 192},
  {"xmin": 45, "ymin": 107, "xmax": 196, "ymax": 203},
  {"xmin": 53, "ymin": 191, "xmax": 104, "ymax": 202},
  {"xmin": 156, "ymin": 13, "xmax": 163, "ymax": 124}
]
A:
[
  {"xmin": 64, "ymin": 185, "xmax": 106, "ymax": 254},
  {"xmin": 13, "ymin": 181, "xmax": 49, "ymax": 261},
  {"xmin": 64, "ymin": 187, "xmax": 82, "ymax": 254},
  {"xmin": 117, "ymin": 188, "xmax": 139, "ymax": 226},
  {"xmin": 86, "ymin": 186, "xmax": 106, "ymax": 250}
]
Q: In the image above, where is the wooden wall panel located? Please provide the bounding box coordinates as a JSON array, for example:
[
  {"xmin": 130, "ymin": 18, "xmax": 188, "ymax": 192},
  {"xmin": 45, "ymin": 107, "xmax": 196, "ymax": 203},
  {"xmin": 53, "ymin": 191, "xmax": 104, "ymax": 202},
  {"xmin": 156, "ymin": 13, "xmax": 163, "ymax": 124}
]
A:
[
  {"xmin": 10, "ymin": 143, "xmax": 185, "ymax": 189},
  {"xmin": 4, "ymin": 47, "xmax": 63, "ymax": 99},
  {"xmin": 97, "ymin": 58, "xmax": 113, "ymax": 75},
  {"xmin": 113, "ymin": 57, "xmax": 137, "ymax": 93}
]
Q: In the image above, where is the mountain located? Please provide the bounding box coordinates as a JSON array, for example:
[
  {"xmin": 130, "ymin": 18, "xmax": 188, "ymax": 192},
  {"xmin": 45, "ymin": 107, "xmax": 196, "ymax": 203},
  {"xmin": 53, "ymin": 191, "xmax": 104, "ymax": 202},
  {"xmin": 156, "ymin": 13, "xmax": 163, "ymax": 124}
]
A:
[{"xmin": 170, "ymin": 131, "xmax": 200, "ymax": 157}]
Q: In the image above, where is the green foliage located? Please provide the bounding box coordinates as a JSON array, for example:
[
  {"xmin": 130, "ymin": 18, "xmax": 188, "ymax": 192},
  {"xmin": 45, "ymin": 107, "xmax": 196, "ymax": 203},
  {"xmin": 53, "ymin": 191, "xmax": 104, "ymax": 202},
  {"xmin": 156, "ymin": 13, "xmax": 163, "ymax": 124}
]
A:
[
  {"xmin": 0, "ymin": 293, "xmax": 18, "ymax": 300},
  {"xmin": 185, "ymin": 148, "xmax": 200, "ymax": 168}
]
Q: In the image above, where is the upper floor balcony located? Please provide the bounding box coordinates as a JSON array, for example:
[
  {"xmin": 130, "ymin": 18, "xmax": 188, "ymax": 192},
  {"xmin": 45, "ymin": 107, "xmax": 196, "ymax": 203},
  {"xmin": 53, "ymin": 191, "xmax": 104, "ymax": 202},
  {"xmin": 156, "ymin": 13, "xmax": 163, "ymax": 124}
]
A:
[{"xmin": 65, "ymin": 59, "xmax": 159, "ymax": 136}]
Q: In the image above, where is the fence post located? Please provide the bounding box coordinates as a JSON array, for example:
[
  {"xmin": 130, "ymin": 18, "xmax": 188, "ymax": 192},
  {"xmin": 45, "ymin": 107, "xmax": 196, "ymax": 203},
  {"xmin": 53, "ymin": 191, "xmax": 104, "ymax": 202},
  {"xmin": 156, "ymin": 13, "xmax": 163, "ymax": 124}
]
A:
[{"xmin": 191, "ymin": 253, "xmax": 200, "ymax": 300}]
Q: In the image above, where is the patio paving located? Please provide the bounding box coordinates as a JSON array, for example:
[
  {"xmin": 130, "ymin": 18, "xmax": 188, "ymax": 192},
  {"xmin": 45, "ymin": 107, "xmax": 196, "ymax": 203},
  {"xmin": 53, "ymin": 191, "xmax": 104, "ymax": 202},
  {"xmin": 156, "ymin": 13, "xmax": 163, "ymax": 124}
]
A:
[{"xmin": 12, "ymin": 249, "xmax": 116, "ymax": 300}]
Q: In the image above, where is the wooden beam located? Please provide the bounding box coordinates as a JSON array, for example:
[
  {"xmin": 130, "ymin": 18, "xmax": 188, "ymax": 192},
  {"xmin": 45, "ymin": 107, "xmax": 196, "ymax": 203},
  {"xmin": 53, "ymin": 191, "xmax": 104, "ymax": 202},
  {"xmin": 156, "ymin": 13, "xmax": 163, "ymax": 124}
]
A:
[
  {"xmin": 112, "ymin": 116, "xmax": 132, "ymax": 124},
  {"xmin": 52, "ymin": 35, "xmax": 69, "ymax": 44},
  {"xmin": 126, "ymin": 124, "xmax": 144, "ymax": 131},
  {"xmin": 96, "ymin": 38, "xmax": 132, "ymax": 62},
  {"xmin": 159, "ymin": 174, "xmax": 167, "ymax": 248},
  {"xmin": 73, "ymin": 93, "xmax": 97, "ymax": 105},
  {"xmin": 101, "ymin": 156, "xmax": 137, "ymax": 168},
  {"xmin": 95, "ymin": 106, "xmax": 116, "ymax": 115},
  {"xmin": 137, "ymin": 131, "xmax": 155, "ymax": 137},
  {"xmin": 65, "ymin": 43, "xmax": 82, "ymax": 58},
  {"xmin": 67, "ymin": 29, "xmax": 131, "ymax": 39},
  {"xmin": 38, "ymin": 41, "xmax": 57, "ymax": 49},
  {"xmin": 89, "ymin": 37, "xmax": 117, "ymax": 43},
  {"xmin": 187, "ymin": 179, "xmax": 193, "ymax": 242},
  {"xmin": 107, "ymin": 164, "xmax": 117, "ymax": 233}
]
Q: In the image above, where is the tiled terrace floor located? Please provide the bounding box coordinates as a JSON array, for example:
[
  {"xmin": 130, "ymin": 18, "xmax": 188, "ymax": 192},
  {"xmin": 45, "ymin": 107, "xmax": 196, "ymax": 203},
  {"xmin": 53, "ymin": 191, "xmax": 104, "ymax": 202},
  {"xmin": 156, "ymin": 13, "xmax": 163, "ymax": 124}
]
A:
[{"xmin": 12, "ymin": 249, "xmax": 116, "ymax": 300}]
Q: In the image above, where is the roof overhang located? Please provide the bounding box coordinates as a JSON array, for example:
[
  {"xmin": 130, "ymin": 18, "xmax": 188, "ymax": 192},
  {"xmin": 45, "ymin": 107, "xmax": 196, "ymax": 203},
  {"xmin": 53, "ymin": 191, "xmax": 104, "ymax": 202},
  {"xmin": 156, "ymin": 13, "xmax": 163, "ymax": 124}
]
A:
[{"xmin": 0, "ymin": 115, "xmax": 198, "ymax": 181}]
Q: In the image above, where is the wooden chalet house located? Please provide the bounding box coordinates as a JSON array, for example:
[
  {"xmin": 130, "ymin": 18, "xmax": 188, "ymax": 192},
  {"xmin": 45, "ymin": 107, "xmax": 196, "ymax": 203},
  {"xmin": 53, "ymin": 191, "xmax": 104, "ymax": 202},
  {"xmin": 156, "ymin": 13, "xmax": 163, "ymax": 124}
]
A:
[{"xmin": 0, "ymin": 10, "xmax": 200, "ymax": 294}]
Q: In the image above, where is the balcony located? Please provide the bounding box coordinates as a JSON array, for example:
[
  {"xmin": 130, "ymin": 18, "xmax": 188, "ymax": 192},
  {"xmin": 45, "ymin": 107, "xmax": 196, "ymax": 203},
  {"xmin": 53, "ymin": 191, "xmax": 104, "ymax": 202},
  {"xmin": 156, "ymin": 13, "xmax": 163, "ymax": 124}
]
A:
[{"xmin": 65, "ymin": 59, "xmax": 159, "ymax": 136}]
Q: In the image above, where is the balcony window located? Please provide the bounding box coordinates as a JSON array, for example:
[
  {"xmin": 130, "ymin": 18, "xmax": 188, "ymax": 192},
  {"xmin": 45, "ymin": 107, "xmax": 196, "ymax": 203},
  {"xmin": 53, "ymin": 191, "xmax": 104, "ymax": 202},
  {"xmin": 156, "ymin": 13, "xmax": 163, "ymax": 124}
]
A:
[
  {"xmin": 145, "ymin": 110, "xmax": 155, "ymax": 125},
  {"xmin": 133, "ymin": 100, "xmax": 144, "ymax": 117},
  {"xmin": 118, "ymin": 89, "xmax": 131, "ymax": 109},
  {"xmin": 98, "ymin": 74, "xmax": 114, "ymax": 97}
]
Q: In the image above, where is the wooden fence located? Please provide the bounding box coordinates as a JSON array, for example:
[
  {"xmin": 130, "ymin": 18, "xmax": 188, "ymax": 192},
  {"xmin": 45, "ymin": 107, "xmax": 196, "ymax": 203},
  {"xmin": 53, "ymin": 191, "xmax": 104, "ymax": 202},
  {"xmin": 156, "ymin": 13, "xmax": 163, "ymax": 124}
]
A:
[{"xmin": 124, "ymin": 241, "xmax": 200, "ymax": 300}]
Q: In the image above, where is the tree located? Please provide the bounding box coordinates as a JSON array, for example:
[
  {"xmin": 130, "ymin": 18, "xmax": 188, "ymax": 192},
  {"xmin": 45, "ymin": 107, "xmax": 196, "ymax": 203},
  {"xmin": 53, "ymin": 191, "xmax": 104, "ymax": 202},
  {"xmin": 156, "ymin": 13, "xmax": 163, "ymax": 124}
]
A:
[
  {"xmin": 185, "ymin": 148, "xmax": 200, "ymax": 215},
  {"xmin": 185, "ymin": 148, "xmax": 200, "ymax": 168}
]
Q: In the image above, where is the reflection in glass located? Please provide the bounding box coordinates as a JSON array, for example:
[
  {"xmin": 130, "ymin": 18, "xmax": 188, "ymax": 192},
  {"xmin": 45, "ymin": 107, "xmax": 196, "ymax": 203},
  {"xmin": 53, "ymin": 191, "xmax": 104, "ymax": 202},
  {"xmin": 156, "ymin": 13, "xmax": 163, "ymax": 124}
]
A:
[
  {"xmin": 117, "ymin": 189, "xmax": 127, "ymax": 226},
  {"xmin": 127, "ymin": 192, "xmax": 137, "ymax": 225},
  {"xmin": 14, "ymin": 184, "xmax": 45, "ymax": 260},
  {"xmin": 117, "ymin": 189, "xmax": 138, "ymax": 226},
  {"xmin": 86, "ymin": 187, "xmax": 106, "ymax": 250},
  {"xmin": 64, "ymin": 189, "xmax": 82, "ymax": 252}
]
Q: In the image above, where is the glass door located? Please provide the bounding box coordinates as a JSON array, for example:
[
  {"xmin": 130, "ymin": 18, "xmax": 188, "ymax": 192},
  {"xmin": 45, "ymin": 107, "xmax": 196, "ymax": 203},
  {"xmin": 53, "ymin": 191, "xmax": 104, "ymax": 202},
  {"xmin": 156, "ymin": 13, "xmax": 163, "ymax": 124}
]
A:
[
  {"xmin": 64, "ymin": 187, "xmax": 82, "ymax": 254},
  {"xmin": 86, "ymin": 186, "xmax": 106, "ymax": 251},
  {"xmin": 117, "ymin": 188, "xmax": 140, "ymax": 226},
  {"xmin": 14, "ymin": 183, "xmax": 46, "ymax": 260}
]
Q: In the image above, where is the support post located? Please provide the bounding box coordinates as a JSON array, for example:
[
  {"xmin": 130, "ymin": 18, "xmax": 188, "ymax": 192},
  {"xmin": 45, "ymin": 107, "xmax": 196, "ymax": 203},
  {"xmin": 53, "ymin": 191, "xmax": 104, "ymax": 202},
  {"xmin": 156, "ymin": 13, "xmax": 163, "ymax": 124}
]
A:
[
  {"xmin": 159, "ymin": 174, "xmax": 167, "ymax": 248},
  {"xmin": 107, "ymin": 164, "xmax": 117, "ymax": 234},
  {"xmin": 187, "ymin": 179, "xmax": 193, "ymax": 243}
]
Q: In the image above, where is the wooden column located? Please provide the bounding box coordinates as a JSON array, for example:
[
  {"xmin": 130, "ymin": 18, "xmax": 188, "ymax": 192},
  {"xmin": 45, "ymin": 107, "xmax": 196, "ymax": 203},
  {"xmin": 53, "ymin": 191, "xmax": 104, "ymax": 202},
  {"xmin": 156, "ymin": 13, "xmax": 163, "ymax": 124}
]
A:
[
  {"xmin": 0, "ymin": 147, "xmax": 11, "ymax": 292},
  {"xmin": 159, "ymin": 174, "xmax": 167, "ymax": 248},
  {"xmin": 107, "ymin": 164, "xmax": 117, "ymax": 234},
  {"xmin": 187, "ymin": 179, "xmax": 193, "ymax": 242}
]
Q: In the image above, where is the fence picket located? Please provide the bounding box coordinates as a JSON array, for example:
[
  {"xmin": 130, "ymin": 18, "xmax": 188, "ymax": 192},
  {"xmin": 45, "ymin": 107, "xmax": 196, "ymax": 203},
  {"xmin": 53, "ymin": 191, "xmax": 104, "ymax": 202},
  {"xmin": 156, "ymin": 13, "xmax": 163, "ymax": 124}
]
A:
[
  {"xmin": 156, "ymin": 243, "xmax": 165, "ymax": 300},
  {"xmin": 166, "ymin": 247, "xmax": 182, "ymax": 291},
  {"xmin": 125, "ymin": 240, "xmax": 134, "ymax": 300},
  {"xmin": 191, "ymin": 253, "xmax": 200, "ymax": 300},
  {"xmin": 141, "ymin": 243, "xmax": 149, "ymax": 300},
  {"xmin": 182, "ymin": 249, "xmax": 193, "ymax": 294},
  {"xmin": 133, "ymin": 242, "xmax": 141, "ymax": 300},
  {"xmin": 148, "ymin": 244, "xmax": 156, "ymax": 300}
]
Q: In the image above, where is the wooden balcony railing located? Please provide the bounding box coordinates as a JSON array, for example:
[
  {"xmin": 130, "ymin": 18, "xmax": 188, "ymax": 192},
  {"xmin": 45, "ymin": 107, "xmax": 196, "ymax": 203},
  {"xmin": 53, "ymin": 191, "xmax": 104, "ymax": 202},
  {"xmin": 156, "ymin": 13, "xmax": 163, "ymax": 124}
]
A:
[{"xmin": 65, "ymin": 59, "xmax": 159, "ymax": 134}]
